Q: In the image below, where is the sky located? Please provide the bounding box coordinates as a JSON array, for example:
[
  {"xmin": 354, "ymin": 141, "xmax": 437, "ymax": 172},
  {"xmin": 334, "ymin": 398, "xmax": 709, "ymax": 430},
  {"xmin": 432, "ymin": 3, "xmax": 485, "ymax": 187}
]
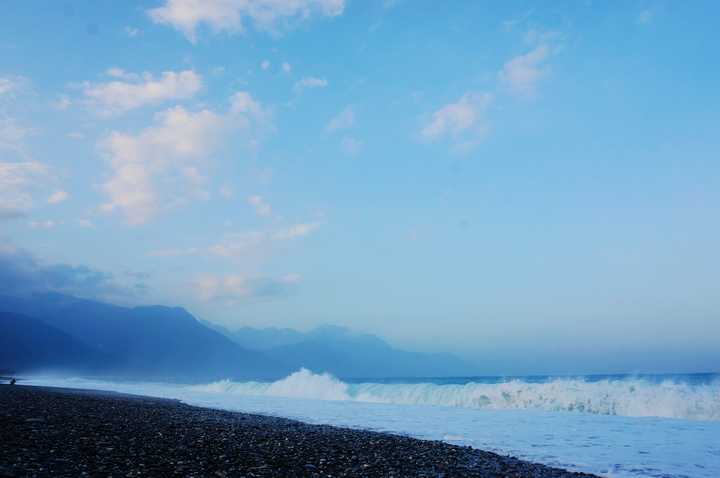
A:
[{"xmin": 1, "ymin": 0, "xmax": 719, "ymax": 374}]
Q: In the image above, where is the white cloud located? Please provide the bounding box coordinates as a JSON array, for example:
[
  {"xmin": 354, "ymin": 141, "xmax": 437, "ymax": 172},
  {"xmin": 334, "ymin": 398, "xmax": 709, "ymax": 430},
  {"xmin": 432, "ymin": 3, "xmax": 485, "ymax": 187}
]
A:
[
  {"xmin": 261, "ymin": 60, "xmax": 271, "ymax": 70},
  {"xmin": 326, "ymin": 106, "xmax": 354, "ymax": 132},
  {"xmin": 420, "ymin": 92, "xmax": 492, "ymax": 151},
  {"xmin": 229, "ymin": 91, "xmax": 274, "ymax": 143},
  {"xmin": 105, "ymin": 67, "xmax": 139, "ymax": 80},
  {"xmin": 498, "ymin": 44, "xmax": 551, "ymax": 98},
  {"xmin": 0, "ymin": 78, "xmax": 15, "ymax": 96},
  {"xmin": 0, "ymin": 76, "xmax": 27, "ymax": 98},
  {"xmin": 229, "ymin": 90, "xmax": 264, "ymax": 117},
  {"xmin": 99, "ymin": 92, "xmax": 270, "ymax": 224},
  {"xmin": 340, "ymin": 136, "xmax": 363, "ymax": 155},
  {"xmin": 47, "ymin": 190, "xmax": 69, "ymax": 204},
  {"xmin": 78, "ymin": 218, "xmax": 94, "ymax": 228},
  {"xmin": 208, "ymin": 231, "xmax": 267, "ymax": 257},
  {"xmin": 194, "ymin": 273, "xmax": 301, "ymax": 302},
  {"xmin": 99, "ymin": 106, "xmax": 223, "ymax": 225},
  {"xmin": 294, "ymin": 76, "xmax": 327, "ymax": 94},
  {"xmin": 28, "ymin": 219, "xmax": 58, "ymax": 230},
  {"xmin": 207, "ymin": 222, "xmax": 321, "ymax": 258},
  {"xmin": 148, "ymin": 0, "xmax": 345, "ymax": 43},
  {"xmin": 248, "ymin": 194, "xmax": 272, "ymax": 217},
  {"xmin": 83, "ymin": 69, "xmax": 202, "ymax": 115},
  {"xmin": 0, "ymin": 117, "xmax": 32, "ymax": 159},
  {"xmin": 0, "ymin": 161, "xmax": 49, "ymax": 218},
  {"xmin": 67, "ymin": 132, "xmax": 85, "ymax": 140},
  {"xmin": 272, "ymin": 221, "xmax": 321, "ymax": 241},
  {"xmin": 0, "ymin": 116, "xmax": 54, "ymax": 218},
  {"xmin": 282, "ymin": 62, "xmax": 292, "ymax": 73}
]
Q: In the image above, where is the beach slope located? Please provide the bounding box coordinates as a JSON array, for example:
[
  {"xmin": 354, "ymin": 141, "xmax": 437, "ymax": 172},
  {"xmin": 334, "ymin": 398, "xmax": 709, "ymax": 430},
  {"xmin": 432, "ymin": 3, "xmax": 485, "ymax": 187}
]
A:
[{"xmin": 0, "ymin": 385, "xmax": 597, "ymax": 477}]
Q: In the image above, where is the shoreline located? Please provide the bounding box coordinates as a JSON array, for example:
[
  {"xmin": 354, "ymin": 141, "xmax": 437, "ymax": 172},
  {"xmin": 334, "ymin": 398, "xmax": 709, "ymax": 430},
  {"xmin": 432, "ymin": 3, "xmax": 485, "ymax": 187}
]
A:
[{"xmin": 1, "ymin": 384, "xmax": 598, "ymax": 477}]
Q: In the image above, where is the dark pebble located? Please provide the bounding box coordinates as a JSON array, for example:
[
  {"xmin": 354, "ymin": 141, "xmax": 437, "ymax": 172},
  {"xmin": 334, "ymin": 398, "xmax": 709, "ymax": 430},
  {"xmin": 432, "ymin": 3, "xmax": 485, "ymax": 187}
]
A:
[{"xmin": 0, "ymin": 384, "xmax": 599, "ymax": 477}]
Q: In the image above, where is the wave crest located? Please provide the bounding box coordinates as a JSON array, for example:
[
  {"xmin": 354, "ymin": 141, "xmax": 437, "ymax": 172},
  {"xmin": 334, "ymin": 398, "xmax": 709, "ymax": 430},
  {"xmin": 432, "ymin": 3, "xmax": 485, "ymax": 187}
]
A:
[
  {"xmin": 191, "ymin": 368, "xmax": 350, "ymax": 401},
  {"xmin": 192, "ymin": 370, "xmax": 720, "ymax": 421}
]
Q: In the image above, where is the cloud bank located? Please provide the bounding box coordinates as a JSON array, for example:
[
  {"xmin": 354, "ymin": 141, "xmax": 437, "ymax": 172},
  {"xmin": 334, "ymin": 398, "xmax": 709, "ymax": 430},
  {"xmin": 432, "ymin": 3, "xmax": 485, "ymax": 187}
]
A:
[{"xmin": 0, "ymin": 245, "xmax": 143, "ymax": 301}]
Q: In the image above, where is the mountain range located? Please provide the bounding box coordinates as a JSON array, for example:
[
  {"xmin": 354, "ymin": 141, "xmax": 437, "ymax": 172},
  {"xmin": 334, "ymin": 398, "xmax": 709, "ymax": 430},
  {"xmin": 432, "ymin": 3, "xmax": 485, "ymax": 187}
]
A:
[{"xmin": 0, "ymin": 292, "xmax": 477, "ymax": 381}]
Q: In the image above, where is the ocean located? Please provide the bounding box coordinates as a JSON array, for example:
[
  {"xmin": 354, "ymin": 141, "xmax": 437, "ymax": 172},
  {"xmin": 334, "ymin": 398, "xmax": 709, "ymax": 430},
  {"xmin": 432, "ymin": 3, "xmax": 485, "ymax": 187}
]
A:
[{"xmin": 26, "ymin": 370, "xmax": 720, "ymax": 478}]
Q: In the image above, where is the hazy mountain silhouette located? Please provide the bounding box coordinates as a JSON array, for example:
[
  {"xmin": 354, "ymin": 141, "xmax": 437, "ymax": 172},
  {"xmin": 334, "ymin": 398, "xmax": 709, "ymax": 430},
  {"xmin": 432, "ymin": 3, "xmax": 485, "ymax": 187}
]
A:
[
  {"xmin": 0, "ymin": 311, "xmax": 108, "ymax": 374},
  {"xmin": 228, "ymin": 324, "xmax": 478, "ymax": 378},
  {"xmin": 0, "ymin": 293, "xmax": 476, "ymax": 381},
  {"xmin": 0, "ymin": 293, "xmax": 290, "ymax": 381},
  {"xmin": 205, "ymin": 323, "xmax": 306, "ymax": 350}
]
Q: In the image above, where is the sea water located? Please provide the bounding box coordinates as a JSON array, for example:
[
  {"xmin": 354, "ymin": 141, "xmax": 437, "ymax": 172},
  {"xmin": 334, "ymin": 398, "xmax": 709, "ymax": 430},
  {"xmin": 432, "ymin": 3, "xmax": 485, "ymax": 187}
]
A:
[{"xmin": 26, "ymin": 370, "xmax": 720, "ymax": 478}]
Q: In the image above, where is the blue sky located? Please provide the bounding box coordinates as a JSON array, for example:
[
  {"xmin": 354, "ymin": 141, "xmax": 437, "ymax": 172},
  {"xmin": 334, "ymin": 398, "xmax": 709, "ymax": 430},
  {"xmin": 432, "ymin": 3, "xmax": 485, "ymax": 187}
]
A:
[{"xmin": 1, "ymin": 1, "xmax": 719, "ymax": 373}]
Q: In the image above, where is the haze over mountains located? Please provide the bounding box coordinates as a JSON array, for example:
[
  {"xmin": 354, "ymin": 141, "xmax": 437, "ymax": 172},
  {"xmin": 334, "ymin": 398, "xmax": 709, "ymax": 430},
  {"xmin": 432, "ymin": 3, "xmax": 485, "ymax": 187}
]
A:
[
  {"xmin": 0, "ymin": 293, "xmax": 477, "ymax": 381},
  {"xmin": 214, "ymin": 323, "xmax": 478, "ymax": 378}
]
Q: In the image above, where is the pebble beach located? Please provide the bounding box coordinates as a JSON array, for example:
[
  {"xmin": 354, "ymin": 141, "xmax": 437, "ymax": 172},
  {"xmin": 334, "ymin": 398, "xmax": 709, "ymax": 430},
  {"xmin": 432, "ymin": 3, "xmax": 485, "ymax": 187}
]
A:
[{"xmin": 0, "ymin": 385, "xmax": 599, "ymax": 477}]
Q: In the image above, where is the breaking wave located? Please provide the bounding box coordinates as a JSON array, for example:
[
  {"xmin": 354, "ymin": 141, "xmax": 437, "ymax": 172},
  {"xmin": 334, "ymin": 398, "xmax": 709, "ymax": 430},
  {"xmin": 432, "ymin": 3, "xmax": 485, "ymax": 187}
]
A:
[{"xmin": 190, "ymin": 368, "xmax": 720, "ymax": 421}]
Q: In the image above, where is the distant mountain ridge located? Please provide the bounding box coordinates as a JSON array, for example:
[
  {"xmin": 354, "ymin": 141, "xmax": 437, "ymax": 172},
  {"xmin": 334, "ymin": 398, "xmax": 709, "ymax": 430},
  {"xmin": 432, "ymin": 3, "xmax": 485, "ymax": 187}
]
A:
[
  {"xmin": 0, "ymin": 293, "xmax": 289, "ymax": 381},
  {"xmin": 0, "ymin": 292, "xmax": 477, "ymax": 381},
  {"xmin": 218, "ymin": 324, "xmax": 478, "ymax": 378},
  {"xmin": 0, "ymin": 311, "xmax": 108, "ymax": 374},
  {"xmin": 200, "ymin": 321, "xmax": 306, "ymax": 350}
]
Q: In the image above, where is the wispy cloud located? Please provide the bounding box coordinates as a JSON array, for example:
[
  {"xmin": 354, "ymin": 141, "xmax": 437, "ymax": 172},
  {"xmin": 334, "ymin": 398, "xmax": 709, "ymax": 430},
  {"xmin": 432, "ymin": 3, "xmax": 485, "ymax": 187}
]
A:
[
  {"xmin": 326, "ymin": 106, "xmax": 354, "ymax": 132},
  {"xmin": 248, "ymin": 195, "xmax": 272, "ymax": 217},
  {"xmin": 194, "ymin": 272, "xmax": 301, "ymax": 303},
  {"xmin": 0, "ymin": 76, "xmax": 28, "ymax": 99},
  {"xmin": 28, "ymin": 219, "xmax": 58, "ymax": 230},
  {"xmin": 148, "ymin": 0, "xmax": 345, "ymax": 43},
  {"xmin": 125, "ymin": 26, "xmax": 141, "ymax": 37},
  {"xmin": 272, "ymin": 222, "xmax": 321, "ymax": 241},
  {"xmin": 498, "ymin": 45, "xmax": 551, "ymax": 98},
  {"xmin": 294, "ymin": 76, "xmax": 328, "ymax": 94},
  {"xmin": 149, "ymin": 221, "xmax": 321, "ymax": 259},
  {"xmin": 53, "ymin": 95, "xmax": 72, "ymax": 110},
  {"xmin": 0, "ymin": 160, "xmax": 49, "ymax": 219},
  {"xmin": 82, "ymin": 69, "xmax": 202, "ymax": 115},
  {"xmin": 420, "ymin": 92, "xmax": 493, "ymax": 151},
  {"xmin": 210, "ymin": 222, "xmax": 321, "ymax": 257},
  {"xmin": 47, "ymin": 190, "xmax": 69, "ymax": 205}
]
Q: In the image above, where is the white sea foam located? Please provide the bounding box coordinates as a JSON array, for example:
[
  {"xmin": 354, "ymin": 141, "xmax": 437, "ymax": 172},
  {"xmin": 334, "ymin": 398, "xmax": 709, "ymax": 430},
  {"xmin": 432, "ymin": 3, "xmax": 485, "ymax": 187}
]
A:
[
  {"xmin": 189, "ymin": 369, "xmax": 720, "ymax": 421},
  {"xmin": 194, "ymin": 369, "xmax": 350, "ymax": 401}
]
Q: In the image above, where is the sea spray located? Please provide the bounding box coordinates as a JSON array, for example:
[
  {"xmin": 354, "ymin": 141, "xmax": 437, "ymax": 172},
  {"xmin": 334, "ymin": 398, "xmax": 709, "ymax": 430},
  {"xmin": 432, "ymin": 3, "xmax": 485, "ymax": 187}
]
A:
[{"xmin": 190, "ymin": 369, "xmax": 720, "ymax": 421}]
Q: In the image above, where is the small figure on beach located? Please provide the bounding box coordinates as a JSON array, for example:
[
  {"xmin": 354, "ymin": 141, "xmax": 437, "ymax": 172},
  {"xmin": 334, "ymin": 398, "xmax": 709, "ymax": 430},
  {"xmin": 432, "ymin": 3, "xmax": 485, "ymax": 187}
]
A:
[{"xmin": 9, "ymin": 378, "xmax": 16, "ymax": 385}]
